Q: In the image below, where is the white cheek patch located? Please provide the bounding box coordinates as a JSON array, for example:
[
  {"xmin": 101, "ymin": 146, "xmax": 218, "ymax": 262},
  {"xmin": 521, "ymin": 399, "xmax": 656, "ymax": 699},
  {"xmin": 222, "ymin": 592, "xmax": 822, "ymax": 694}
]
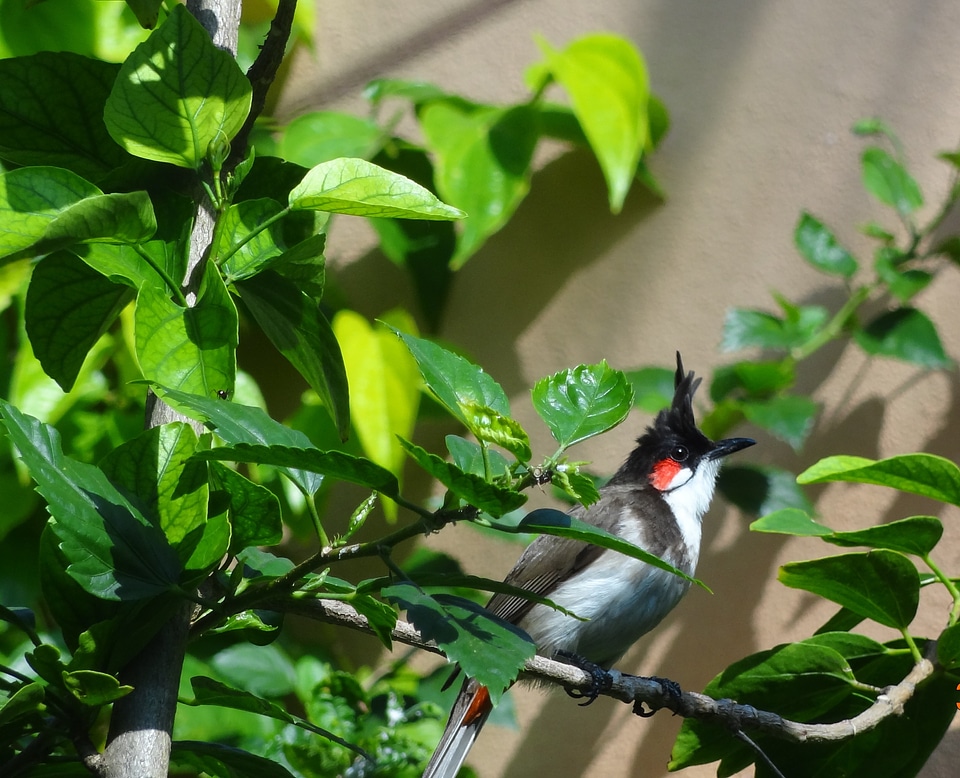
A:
[{"xmin": 664, "ymin": 466, "xmax": 693, "ymax": 492}]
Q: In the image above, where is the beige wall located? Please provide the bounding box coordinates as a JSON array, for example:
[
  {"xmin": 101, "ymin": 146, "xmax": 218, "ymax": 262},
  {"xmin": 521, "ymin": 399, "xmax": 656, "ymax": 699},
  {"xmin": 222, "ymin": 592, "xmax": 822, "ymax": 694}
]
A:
[{"xmin": 279, "ymin": 2, "xmax": 960, "ymax": 776}]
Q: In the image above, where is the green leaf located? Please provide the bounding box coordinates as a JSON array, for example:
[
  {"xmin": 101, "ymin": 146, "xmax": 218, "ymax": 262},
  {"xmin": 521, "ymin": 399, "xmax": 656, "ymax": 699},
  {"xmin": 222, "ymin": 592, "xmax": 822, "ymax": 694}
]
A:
[
  {"xmin": 874, "ymin": 246, "xmax": 932, "ymax": 302},
  {"xmin": 854, "ymin": 307, "xmax": 951, "ymax": 368},
  {"xmin": 0, "ymin": 683, "xmax": 45, "ymax": 728},
  {"xmin": 936, "ymin": 623, "xmax": 960, "ymax": 670},
  {"xmin": 800, "ymin": 631, "xmax": 886, "ymax": 660},
  {"xmin": 741, "ymin": 395, "xmax": 818, "ymax": 450},
  {"xmin": 104, "ymin": 4, "xmax": 252, "ymax": 169},
  {"xmin": 99, "ymin": 423, "xmax": 208, "ymax": 548},
  {"xmin": 390, "ymin": 328, "xmax": 511, "ymax": 426},
  {"xmin": 62, "ymin": 670, "xmax": 133, "ymax": 705},
  {"xmin": 486, "ymin": 508, "xmax": 704, "ymax": 589},
  {"xmin": 797, "ymin": 453, "xmax": 960, "ymax": 507},
  {"xmin": 150, "ymin": 387, "xmax": 323, "ymax": 496},
  {"xmin": 551, "ymin": 467, "xmax": 602, "ymax": 507},
  {"xmin": 289, "ymin": 157, "xmax": 465, "ymax": 220},
  {"xmin": 719, "ymin": 465, "xmax": 813, "ymax": 516},
  {"xmin": 186, "ymin": 676, "xmax": 367, "ymax": 758},
  {"xmin": 0, "ymin": 166, "xmax": 156, "ymax": 261},
  {"xmin": 236, "ymin": 272, "xmax": 348, "ymax": 439},
  {"xmin": 397, "ymin": 437, "xmax": 525, "ymax": 518},
  {"xmin": 171, "ymin": 741, "xmax": 297, "ymax": 778},
  {"xmin": 0, "ymin": 399, "xmax": 181, "ymax": 600},
  {"xmin": 794, "ymin": 212, "xmax": 858, "ymax": 278},
  {"xmin": 74, "ymin": 241, "xmax": 174, "ymax": 291},
  {"xmin": 532, "ymin": 361, "xmax": 633, "ymax": 452},
  {"xmin": 623, "ymin": 366, "xmax": 674, "ymax": 412},
  {"xmin": 445, "ymin": 435, "xmax": 510, "ymax": 479},
  {"xmin": 709, "ymin": 360, "xmax": 795, "ymax": 402},
  {"xmin": 861, "ymin": 146, "xmax": 923, "ymax": 216},
  {"xmin": 721, "ymin": 305, "xmax": 828, "ymax": 352},
  {"xmin": 825, "ymin": 516, "xmax": 943, "ymax": 556},
  {"xmin": 0, "ymin": 52, "xmax": 128, "ymax": 181},
  {"xmin": 778, "ymin": 551, "xmax": 919, "ymax": 628},
  {"xmin": 750, "ymin": 508, "xmax": 833, "ymax": 537},
  {"xmin": 670, "ymin": 642, "xmax": 857, "ymax": 770},
  {"xmin": 363, "ymin": 78, "xmax": 447, "ymax": 105},
  {"xmin": 419, "ymin": 100, "xmax": 537, "ymax": 267},
  {"xmin": 537, "ymin": 33, "xmax": 649, "ymax": 212},
  {"xmin": 197, "ymin": 444, "xmax": 400, "ymax": 498},
  {"xmin": 459, "ymin": 401, "xmax": 532, "ymax": 462},
  {"xmin": 332, "ymin": 310, "xmax": 421, "ymax": 502},
  {"xmin": 218, "ymin": 198, "xmax": 286, "ymax": 282},
  {"xmin": 209, "ymin": 462, "xmax": 282, "ymax": 553},
  {"xmin": 25, "ymin": 251, "xmax": 133, "ymax": 391},
  {"xmin": 382, "ymin": 583, "xmax": 535, "ymax": 704},
  {"xmin": 135, "ymin": 260, "xmax": 238, "ymax": 396},
  {"xmin": 278, "ymin": 111, "xmax": 383, "ymax": 167}
]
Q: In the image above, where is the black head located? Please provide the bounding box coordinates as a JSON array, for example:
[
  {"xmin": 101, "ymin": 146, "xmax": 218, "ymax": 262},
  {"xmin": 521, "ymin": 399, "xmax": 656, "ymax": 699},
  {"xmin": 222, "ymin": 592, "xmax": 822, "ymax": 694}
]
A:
[{"xmin": 611, "ymin": 353, "xmax": 754, "ymax": 489}]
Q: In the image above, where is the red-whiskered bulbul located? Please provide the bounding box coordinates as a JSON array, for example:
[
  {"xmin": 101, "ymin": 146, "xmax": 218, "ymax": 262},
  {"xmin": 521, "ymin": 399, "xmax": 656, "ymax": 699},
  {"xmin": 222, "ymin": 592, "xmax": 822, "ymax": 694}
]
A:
[{"xmin": 422, "ymin": 354, "xmax": 755, "ymax": 778}]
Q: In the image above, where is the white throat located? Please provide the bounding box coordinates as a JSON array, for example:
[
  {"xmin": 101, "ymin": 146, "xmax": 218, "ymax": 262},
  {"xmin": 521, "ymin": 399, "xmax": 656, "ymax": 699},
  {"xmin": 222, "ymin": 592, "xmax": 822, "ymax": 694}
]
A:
[{"xmin": 661, "ymin": 458, "xmax": 722, "ymax": 564}]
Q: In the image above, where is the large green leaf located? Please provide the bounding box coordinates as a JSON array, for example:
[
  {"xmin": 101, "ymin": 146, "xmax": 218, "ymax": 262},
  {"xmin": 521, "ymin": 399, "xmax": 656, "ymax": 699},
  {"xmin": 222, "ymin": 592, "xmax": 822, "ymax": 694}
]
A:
[
  {"xmin": 861, "ymin": 146, "xmax": 923, "ymax": 216},
  {"xmin": 0, "ymin": 399, "xmax": 181, "ymax": 600},
  {"xmin": 798, "ymin": 453, "xmax": 960, "ymax": 507},
  {"xmin": 382, "ymin": 583, "xmax": 535, "ymax": 705},
  {"xmin": 721, "ymin": 305, "xmax": 828, "ymax": 352},
  {"xmin": 209, "ymin": 462, "xmax": 282, "ymax": 553},
  {"xmin": 151, "ymin": 387, "xmax": 323, "ymax": 496},
  {"xmin": 0, "ymin": 166, "xmax": 156, "ymax": 261},
  {"xmin": 854, "ymin": 307, "xmax": 951, "ymax": 368},
  {"xmin": 332, "ymin": 310, "xmax": 420, "ymax": 515},
  {"xmin": 0, "ymin": 52, "xmax": 128, "ymax": 181},
  {"xmin": 709, "ymin": 359, "xmax": 796, "ymax": 402},
  {"xmin": 135, "ymin": 260, "xmax": 238, "ymax": 397},
  {"xmin": 236, "ymin": 271, "xmax": 348, "ymax": 439},
  {"xmin": 288, "ymin": 157, "xmax": 465, "ymax": 220},
  {"xmin": 536, "ymin": 33, "xmax": 649, "ymax": 212},
  {"xmin": 419, "ymin": 100, "xmax": 537, "ymax": 267},
  {"xmin": 532, "ymin": 361, "xmax": 634, "ymax": 452},
  {"xmin": 171, "ymin": 741, "xmax": 297, "ymax": 778},
  {"xmin": 74, "ymin": 241, "xmax": 173, "ymax": 291},
  {"xmin": 278, "ymin": 111, "xmax": 383, "ymax": 167},
  {"xmin": 218, "ymin": 198, "xmax": 286, "ymax": 282},
  {"xmin": 104, "ymin": 4, "xmax": 252, "ymax": 169},
  {"xmin": 670, "ymin": 642, "xmax": 858, "ymax": 770},
  {"xmin": 778, "ymin": 550, "xmax": 920, "ymax": 629},
  {"xmin": 794, "ymin": 211, "xmax": 858, "ymax": 278},
  {"xmin": 741, "ymin": 395, "xmax": 818, "ymax": 451},
  {"xmin": 623, "ymin": 366, "xmax": 675, "ymax": 412},
  {"xmin": 397, "ymin": 437, "xmax": 526, "ymax": 518},
  {"xmin": 25, "ymin": 251, "xmax": 133, "ymax": 391},
  {"xmin": 196, "ymin": 444, "xmax": 400, "ymax": 498}
]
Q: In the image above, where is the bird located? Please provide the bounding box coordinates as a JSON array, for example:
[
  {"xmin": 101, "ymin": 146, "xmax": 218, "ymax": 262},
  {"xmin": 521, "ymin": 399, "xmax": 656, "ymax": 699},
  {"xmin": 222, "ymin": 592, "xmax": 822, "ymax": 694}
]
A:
[{"xmin": 422, "ymin": 353, "xmax": 755, "ymax": 778}]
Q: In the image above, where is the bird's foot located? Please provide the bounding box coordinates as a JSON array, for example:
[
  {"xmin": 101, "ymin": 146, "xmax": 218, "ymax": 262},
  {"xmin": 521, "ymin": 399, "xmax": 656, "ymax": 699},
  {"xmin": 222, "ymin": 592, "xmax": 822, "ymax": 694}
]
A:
[
  {"xmin": 633, "ymin": 676, "xmax": 683, "ymax": 718},
  {"xmin": 555, "ymin": 651, "xmax": 613, "ymax": 707}
]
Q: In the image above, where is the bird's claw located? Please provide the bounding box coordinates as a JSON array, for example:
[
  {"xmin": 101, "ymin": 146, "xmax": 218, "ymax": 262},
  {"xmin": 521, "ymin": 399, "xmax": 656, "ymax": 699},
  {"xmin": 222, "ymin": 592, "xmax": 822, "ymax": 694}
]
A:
[
  {"xmin": 556, "ymin": 651, "xmax": 613, "ymax": 707},
  {"xmin": 632, "ymin": 676, "xmax": 683, "ymax": 718}
]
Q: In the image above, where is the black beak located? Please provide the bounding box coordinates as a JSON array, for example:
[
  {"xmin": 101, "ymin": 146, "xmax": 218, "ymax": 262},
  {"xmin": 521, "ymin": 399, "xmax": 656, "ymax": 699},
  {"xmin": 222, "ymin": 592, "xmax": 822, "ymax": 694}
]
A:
[{"xmin": 708, "ymin": 437, "xmax": 755, "ymax": 460}]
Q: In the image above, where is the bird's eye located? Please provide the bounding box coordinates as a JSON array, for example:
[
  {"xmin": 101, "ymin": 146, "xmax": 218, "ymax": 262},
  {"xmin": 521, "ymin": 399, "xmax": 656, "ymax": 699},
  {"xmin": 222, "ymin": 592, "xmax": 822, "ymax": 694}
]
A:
[{"xmin": 671, "ymin": 445, "xmax": 689, "ymax": 462}]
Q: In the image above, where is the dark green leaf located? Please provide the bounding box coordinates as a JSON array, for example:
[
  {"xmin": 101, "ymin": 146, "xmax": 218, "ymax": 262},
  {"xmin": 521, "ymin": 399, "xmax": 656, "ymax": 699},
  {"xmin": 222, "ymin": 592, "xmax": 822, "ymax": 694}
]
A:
[
  {"xmin": 209, "ymin": 462, "xmax": 282, "ymax": 553},
  {"xmin": 397, "ymin": 437, "xmax": 525, "ymax": 517},
  {"xmin": 135, "ymin": 261, "xmax": 238, "ymax": 396},
  {"xmin": 0, "ymin": 53, "xmax": 127, "ymax": 181},
  {"xmin": 347, "ymin": 594, "xmax": 399, "ymax": 650},
  {"xmin": 0, "ymin": 399, "xmax": 181, "ymax": 600},
  {"xmin": 709, "ymin": 360, "xmax": 795, "ymax": 402},
  {"xmin": 25, "ymin": 251, "xmax": 133, "ymax": 391},
  {"xmin": 861, "ymin": 146, "xmax": 923, "ymax": 216},
  {"xmin": 794, "ymin": 212, "xmax": 858, "ymax": 277},
  {"xmin": 445, "ymin": 435, "xmax": 510, "ymax": 479},
  {"xmin": 419, "ymin": 100, "xmax": 537, "ymax": 267},
  {"xmin": 383, "ymin": 583, "xmax": 535, "ymax": 704},
  {"xmin": 532, "ymin": 361, "xmax": 633, "ymax": 452},
  {"xmin": 825, "ymin": 516, "xmax": 943, "ymax": 556},
  {"xmin": 197, "ymin": 444, "xmax": 400, "ymax": 498},
  {"xmin": 237, "ymin": 272, "xmax": 349, "ymax": 439},
  {"xmin": 104, "ymin": 5, "xmax": 252, "ymax": 169},
  {"xmin": 854, "ymin": 307, "xmax": 951, "ymax": 368},
  {"xmin": 721, "ymin": 305, "xmax": 827, "ymax": 352},
  {"xmin": 798, "ymin": 453, "xmax": 960, "ymax": 507},
  {"xmin": 936, "ymin": 623, "xmax": 960, "ymax": 669},
  {"xmin": 218, "ymin": 198, "xmax": 285, "ymax": 282},
  {"xmin": 800, "ymin": 632, "xmax": 885, "ymax": 660},
  {"xmin": 151, "ymin": 387, "xmax": 323, "ymax": 496},
  {"xmin": 74, "ymin": 241, "xmax": 174, "ymax": 291},
  {"xmin": 0, "ymin": 683, "xmax": 45, "ymax": 727},
  {"xmin": 750, "ymin": 508, "xmax": 833, "ymax": 537},
  {"xmin": 778, "ymin": 550, "xmax": 920, "ymax": 628},
  {"xmin": 289, "ymin": 157, "xmax": 465, "ymax": 220},
  {"xmin": 171, "ymin": 741, "xmax": 297, "ymax": 778},
  {"xmin": 741, "ymin": 395, "xmax": 818, "ymax": 450},
  {"xmin": 874, "ymin": 246, "xmax": 932, "ymax": 302},
  {"xmin": 485, "ymin": 508, "xmax": 704, "ymax": 589}
]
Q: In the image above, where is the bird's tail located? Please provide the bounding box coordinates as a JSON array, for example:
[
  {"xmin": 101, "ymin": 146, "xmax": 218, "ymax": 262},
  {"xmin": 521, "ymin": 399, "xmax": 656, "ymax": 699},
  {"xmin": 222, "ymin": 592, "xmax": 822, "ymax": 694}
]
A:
[{"xmin": 422, "ymin": 677, "xmax": 493, "ymax": 778}]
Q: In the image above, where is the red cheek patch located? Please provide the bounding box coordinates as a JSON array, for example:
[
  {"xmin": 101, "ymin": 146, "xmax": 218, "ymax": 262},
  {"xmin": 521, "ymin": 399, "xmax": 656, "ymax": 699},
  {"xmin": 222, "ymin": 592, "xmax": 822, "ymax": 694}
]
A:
[{"xmin": 649, "ymin": 458, "xmax": 682, "ymax": 491}]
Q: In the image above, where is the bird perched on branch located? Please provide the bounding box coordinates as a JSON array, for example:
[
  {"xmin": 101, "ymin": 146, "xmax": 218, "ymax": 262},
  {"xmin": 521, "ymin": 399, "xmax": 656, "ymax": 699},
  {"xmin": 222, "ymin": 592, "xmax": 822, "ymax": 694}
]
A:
[{"xmin": 423, "ymin": 353, "xmax": 755, "ymax": 778}]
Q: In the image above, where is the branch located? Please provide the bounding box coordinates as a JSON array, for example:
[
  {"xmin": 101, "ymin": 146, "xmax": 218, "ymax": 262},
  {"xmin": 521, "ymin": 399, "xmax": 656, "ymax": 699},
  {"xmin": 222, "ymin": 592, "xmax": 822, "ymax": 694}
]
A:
[{"xmin": 276, "ymin": 597, "xmax": 938, "ymax": 746}]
